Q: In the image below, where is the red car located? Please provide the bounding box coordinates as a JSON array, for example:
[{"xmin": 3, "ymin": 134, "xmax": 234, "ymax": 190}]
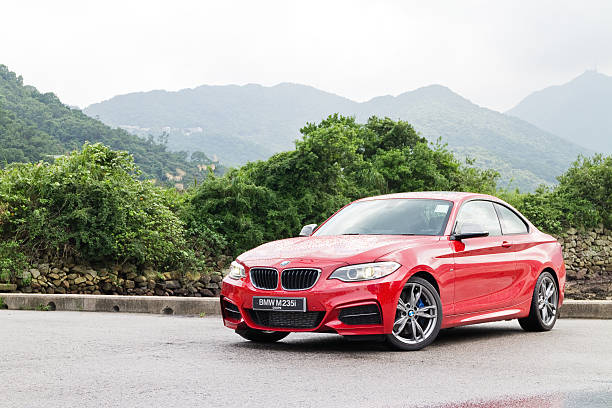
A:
[{"xmin": 221, "ymin": 192, "xmax": 565, "ymax": 350}]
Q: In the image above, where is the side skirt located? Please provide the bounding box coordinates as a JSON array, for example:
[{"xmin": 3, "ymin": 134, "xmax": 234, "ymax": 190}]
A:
[{"xmin": 441, "ymin": 299, "xmax": 531, "ymax": 329}]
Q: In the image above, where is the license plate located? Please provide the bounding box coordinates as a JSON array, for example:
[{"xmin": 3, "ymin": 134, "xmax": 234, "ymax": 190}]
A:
[{"xmin": 252, "ymin": 297, "xmax": 306, "ymax": 312}]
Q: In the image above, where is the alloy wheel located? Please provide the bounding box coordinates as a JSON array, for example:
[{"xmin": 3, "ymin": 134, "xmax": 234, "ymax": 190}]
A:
[
  {"xmin": 392, "ymin": 282, "xmax": 438, "ymax": 344},
  {"xmin": 538, "ymin": 276, "xmax": 558, "ymax": 326}
]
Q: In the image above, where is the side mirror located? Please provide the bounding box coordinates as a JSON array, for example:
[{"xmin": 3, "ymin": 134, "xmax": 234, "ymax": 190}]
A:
[
  {"xmin": 452, "ymin": 222, "xmax": 489, "ymax": 241},
  {"xmin": 299, "ymin": 224, "xmax": 317, "ymax": 237}
]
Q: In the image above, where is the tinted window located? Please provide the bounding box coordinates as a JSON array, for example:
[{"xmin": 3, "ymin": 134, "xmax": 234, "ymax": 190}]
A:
[
  {"xmin": 495, "ymin": 204, "xmax": 528, "ymax": 234},
  {"xmin": 314, "ymin": 199, "xmax": 453, "ymax": 236},
  {"xmin": 455, "ymin": 200, "xmax": 501, "ymax": 236}
]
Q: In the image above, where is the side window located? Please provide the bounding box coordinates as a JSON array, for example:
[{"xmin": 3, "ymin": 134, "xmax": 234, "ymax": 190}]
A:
[
  {"xmin": 455, "ymin": 200, "xmax": 501, "ymax": 237},
  {"xmin": 495, "ymin": 204, "xmax": 528, "ymax": 235}
]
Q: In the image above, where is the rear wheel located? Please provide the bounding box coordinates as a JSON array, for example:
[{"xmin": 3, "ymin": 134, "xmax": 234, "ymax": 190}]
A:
[
  {"xmin": 386, "ymin": 277, "xmax": 442, "ymax": 351},
  {"xmin": 236, "ymin": 327, "xmax": 290, "ymax": 343},
  {"xmin": 519, "ymin": 271, "xmax": 559, "ymax": 332}
]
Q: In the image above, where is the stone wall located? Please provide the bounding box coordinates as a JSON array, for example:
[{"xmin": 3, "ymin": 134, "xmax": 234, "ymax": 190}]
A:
[
  {"xmin": 557, "ymin": 226, "xmax": 612, "ymax": 299},
  {"xmin": 14, "ymin": 262, "xmax": 224, "ymax": 298}
]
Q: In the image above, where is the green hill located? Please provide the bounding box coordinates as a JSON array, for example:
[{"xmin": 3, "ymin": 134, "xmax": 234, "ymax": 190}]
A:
[
  {"xmin": 356, "ymin": 85, "xmax": 591, "ymax": 190},
  {"xmin": 0, "ymin": 65, "xmax": 222, "ymax": 185},
  {"xmin": 85, "ymin": 83, "xmax": 356, "ymax": 166},
  {"xmin": 85, "ymin": 82, "xmax": 590, "ymax": 191},
  {"xmin": 507, "ymin": 70, "xmax": 612, "ymax": 154}
]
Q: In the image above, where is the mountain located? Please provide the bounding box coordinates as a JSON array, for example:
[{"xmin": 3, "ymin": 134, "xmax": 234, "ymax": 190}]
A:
[
  {"xmin": 85, "ymin": 82, "xmax": 591, "ymax": 191},
  {"xmin": 85, "ymin": 83, "xmax": 356, "ymax": 166},
  {"xmin": 507, "ymin": 70, "xmax": 612, "ymax": 153},
  {"xmin": 354, "ymin": 85, "xmax": 591, "ymax": 190},
  {"xmin": 0, "ymin": 65, "xmax": 222, "ymax": 185}
]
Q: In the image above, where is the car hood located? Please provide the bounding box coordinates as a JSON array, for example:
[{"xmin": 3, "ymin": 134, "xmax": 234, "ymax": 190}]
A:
[{"xmin": 237, "ymin": 235, "xmax": 440, "ymax": 266}]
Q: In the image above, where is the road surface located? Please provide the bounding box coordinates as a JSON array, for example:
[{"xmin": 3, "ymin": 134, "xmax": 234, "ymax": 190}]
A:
[{"xmin": 1, "ymin": 310, "xmax": 611, "ymax": 407}]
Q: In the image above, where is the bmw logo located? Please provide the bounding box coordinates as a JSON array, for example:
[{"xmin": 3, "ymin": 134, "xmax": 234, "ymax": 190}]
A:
[
  {"xmin": 280, "ymin": 260, "xmax": 291, "ymax": 266},
  {"xmin": 408, "ymin": 310, "xmax": 415, "ymax": 317}
]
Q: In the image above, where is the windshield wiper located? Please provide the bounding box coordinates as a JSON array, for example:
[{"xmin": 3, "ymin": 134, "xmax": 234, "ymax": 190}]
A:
[{"xmin": 341, "ymin": 233, "xmax": 361, "ymax": 235}]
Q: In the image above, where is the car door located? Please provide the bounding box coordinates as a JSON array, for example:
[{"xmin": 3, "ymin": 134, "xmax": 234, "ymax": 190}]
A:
[
  {"xmin": 493, "ymin": 202, "xmax": 532, "ymax": 303},
  {"xmin": 451, "ymin": 200, "xmax": 517, "ymax": 315}
]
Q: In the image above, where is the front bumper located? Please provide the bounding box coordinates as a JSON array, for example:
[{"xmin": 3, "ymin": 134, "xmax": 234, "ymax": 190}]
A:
[{"xmin": 220, "ymin": 268, "xmax": 406, "ymax": 336}]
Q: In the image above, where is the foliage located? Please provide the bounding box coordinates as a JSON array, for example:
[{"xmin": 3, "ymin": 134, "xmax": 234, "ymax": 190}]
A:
[
  {"xmin": 189, "ymin": 115, "xmax": 500, "ymax": 254},
  {"xmin": 0, "ymin": 143, "xmax": 197, "ymax": 270},
  {"xmin": 0, "ymin": 240, "xmax": 28, "ymax": 283},
  {"xmin": 182, "ymin": 174, "xmax": 298, "ymax": 256},
  {"xmin": 0, "ymin": 111, "xmax": 608, "ymax": 275},
  {"xmin": 501, "ymin": 154, "xmax": 611, "ymax": 233},
  {"xmin": 556, "ymin": 154, "xmax": 611, "ymax": 228}
]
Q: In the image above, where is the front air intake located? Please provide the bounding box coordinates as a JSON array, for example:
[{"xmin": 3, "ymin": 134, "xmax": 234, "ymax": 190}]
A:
[
  {"xmin": 222, "ymin": 299, "xmax": 242, "ymax": 321},
  {"xmin": 338, "ymin": 304, "xmax": 382, "ymax": 325},
  {"xmin": 249, "ymin": 268, "xmax": 278, "ymax": 290},
  {"xmin": 248, "ymin": 310, "xmax": 325, "ymax": 329}
]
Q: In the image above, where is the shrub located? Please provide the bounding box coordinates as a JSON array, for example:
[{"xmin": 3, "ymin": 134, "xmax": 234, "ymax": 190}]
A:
[
  {"xmin": 190, "ymin": 115, "xmax": 500, "ymax": 256},
  {"xmin": 1, "ymin": 118, "xmax": 608, "ymax": 271},
  {"xmin": 556, "ymin": 154, "xmax": 611, "ymax": 229},
  {"xmin": 0, "ymin": 143, "xmax": 193, "ymax": 270},
  {"xmin": 0, "ymin": 240, "xmax": 27, "ymax": 283},
  {"xmin": 500, "ymin": 154, "xmax": 610, "ymax": 233},
  {"xmin": 183, "ymin": 175, "xmax": 299, "ymax": 255}
]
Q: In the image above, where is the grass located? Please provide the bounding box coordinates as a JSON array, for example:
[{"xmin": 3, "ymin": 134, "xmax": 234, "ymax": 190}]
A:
[{"xmin": 35, "ymin": 304, "xmax": 51, "ymax": 311}]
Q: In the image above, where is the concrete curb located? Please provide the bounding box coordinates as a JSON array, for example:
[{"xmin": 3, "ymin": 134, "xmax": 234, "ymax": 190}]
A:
[
  {"xmin": 0, "ymin": 293, "xmax": 220, "ymax": 316},
  {"xmin": 559, "ymin": 299, "xmax": 612, "ymax": 319},
  {"xmin": 0, "ymin": 294, "xmax": 610, "ymax": 319}
]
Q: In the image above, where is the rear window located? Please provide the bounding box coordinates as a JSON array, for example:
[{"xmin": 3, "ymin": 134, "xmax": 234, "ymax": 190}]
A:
[{"xmin": 495, "ymin": 203, "xmax": 529, "ymax": 234}]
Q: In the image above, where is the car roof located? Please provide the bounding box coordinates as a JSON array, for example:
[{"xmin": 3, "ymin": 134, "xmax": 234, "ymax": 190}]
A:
[{"xmin": 355, "ymin": 191, "xmax": 499, "ymax": 204}]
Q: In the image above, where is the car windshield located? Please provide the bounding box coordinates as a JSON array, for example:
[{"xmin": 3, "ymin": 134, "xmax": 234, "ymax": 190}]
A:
[{"xmin": 313, "ymin": 199, "xmax": 453, "ymax": 236}]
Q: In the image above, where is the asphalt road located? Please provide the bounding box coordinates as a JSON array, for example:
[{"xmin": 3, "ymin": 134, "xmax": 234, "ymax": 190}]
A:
[{"xmin": 1, "ymin": 311, "xmax": 611, "ymax": 408}]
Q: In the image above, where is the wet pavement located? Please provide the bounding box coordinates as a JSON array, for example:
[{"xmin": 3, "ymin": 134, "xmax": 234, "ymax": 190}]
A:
[
  {"xmin": 428, "ymin": 391, "xmax": 612, "ymax": 407},
  {"xmin": 1, "ymin": 310, "xmax": 611, "ymax": 407}
]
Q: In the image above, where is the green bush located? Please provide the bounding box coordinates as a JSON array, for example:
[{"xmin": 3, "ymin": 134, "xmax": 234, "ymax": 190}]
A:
[
  {"xmin": 0, "ymin": 143, "xmax": 194, "ymax": 270},
  {"xmin": 189, "ymin": 115, "xmax": 500, "ymax": 255},
  {"xmin": 556, "ymin": 154, "xmax": 611, "ymax": 228},
  {"xmin": 501, "ymin": 154, "xmax": 610, "ymax": 233},
  {"xmin": 0, "ymin": 117, "xmax": 609, "ymax": 272},
  {"xmin": 0, "ymin": 240, "xmax": 27, "ymax": 283}
]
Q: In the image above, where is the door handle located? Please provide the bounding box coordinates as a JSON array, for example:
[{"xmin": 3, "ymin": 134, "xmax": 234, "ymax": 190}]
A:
[{"xmin": 501, "ymin": 241, "xmax": 512, "ymax": 248}]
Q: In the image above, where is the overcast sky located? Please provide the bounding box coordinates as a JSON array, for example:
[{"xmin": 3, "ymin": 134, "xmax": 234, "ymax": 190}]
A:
[{"xmin": 2, "ymin": 0, "xmax": 611, "ymax": 111}]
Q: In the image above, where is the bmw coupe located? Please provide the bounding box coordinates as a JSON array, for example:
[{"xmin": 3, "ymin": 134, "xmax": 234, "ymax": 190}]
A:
[{"xmin": 221, "ymin": 192, "xmax": 565, "ymax": 350}]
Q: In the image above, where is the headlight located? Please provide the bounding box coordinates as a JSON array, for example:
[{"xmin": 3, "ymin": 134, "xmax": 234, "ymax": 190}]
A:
[
  {"xmin": 228, "ymin": 261, "xmax": 246, "ymax": 280},
  {"xmin": 328, "ymin": 262, "xmax": 400, "ymax": 282}
]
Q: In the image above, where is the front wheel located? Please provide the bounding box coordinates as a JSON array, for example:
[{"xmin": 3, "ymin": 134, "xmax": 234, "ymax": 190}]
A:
[
  {"xmin": 519, "ymin": 271, "xmax": 559, "ymax": 332},
  {"xmin": 385, "ymin": 277, "xmax": 442, "ymax": 351},
  {"xmin": 236, "ymin": 327, "xmax": 290, "ymax": 343}
]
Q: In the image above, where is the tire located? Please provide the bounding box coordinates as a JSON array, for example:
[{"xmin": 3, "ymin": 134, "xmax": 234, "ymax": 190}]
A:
[
  {"xmin": 519, "ymin": 271, "xmax": 559, "ymax": 332},
  {"xmin": 385, "ymin": 277, "xmax": 442, "ymax": 351},
  {"xmin": 236, "ymin": 328, "xmax": 290, "ymax": 343}
]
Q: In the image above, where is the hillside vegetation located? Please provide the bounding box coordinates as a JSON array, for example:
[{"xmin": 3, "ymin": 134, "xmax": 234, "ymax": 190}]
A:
[
  {"xmin": 0, "ymin": 65, "xmax": 222, "ymax": 184},
  {"xmin": 508, "ymin": 70, "xmax": 612, "ymax": 153},
  {"xmin": 1, "ymin": 115, "xmax": 609, "ymax": 286},
  {"xmin": 85, "ymin": 82, "xmax": 590, "ymax": 191}
]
